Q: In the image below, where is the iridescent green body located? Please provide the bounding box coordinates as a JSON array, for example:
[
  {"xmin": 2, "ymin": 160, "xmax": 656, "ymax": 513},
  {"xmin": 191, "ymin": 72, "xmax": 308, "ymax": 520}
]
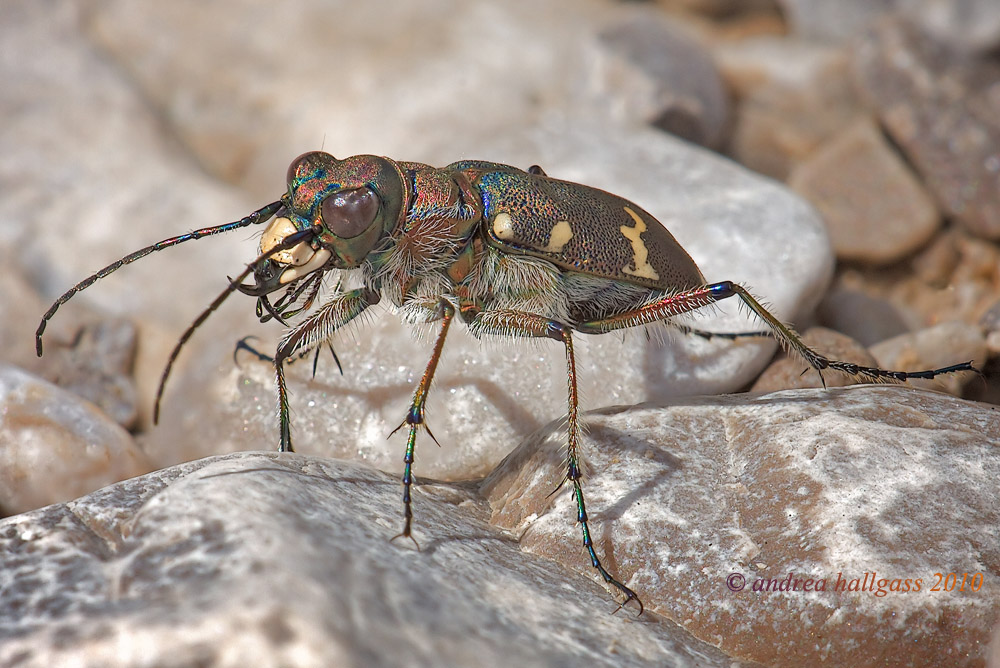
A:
[{"xmin": 36, "ymin": 151, "xmax": 975, "ymax": 614}]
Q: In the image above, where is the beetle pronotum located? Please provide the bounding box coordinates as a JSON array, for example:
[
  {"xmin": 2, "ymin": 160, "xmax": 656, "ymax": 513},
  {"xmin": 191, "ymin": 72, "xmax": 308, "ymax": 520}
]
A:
[{"xmin": 37, "ymin": 152, "xmax": 974, "ymax": 611}]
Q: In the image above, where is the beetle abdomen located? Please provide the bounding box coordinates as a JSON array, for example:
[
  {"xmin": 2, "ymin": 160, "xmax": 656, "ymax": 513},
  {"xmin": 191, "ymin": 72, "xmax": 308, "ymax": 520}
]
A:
[{"xmin": 472, "ymin": 170, "xmax": 705, "ymax": 292}]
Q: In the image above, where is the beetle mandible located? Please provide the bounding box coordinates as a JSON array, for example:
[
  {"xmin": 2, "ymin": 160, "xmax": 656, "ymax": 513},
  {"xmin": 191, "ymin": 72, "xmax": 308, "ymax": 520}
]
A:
[{"xmin": 36, "ymin": 152, "xmax": 975, "ymax": 612}]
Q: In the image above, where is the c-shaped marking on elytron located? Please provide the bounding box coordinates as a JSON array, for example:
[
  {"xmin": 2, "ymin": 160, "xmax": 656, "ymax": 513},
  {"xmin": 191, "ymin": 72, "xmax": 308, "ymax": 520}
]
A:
[{"xmin": 619, "ymin": 207, "xmax": 660, "ymax": 281}]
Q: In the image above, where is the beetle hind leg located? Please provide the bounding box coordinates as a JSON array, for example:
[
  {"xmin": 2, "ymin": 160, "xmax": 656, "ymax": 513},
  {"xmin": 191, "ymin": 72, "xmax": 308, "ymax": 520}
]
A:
[
  {"xmin": 576, "ymin": 281, "xmax": 977, "ymax": 385},
  {"xmin": 466, "ymin": 306, "xmax": 643, "ymax": 612}
]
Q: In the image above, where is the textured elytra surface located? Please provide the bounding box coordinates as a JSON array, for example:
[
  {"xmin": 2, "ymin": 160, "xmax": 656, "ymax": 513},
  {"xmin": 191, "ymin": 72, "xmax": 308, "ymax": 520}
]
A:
[{"xmin": 476, "ymin": 170, "xmax": 705, "ymax": 291}]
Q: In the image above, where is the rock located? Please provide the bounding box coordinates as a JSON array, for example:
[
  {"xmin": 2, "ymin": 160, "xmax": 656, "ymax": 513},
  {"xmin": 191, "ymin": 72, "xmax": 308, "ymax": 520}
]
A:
[
  {"xmin": 2, "ymin": 0, "xmax": 271, "ymax": 440},
  {"xmin": 4, "ymin": 387, "xmax": 995, "ymax": 666},
  {"xmin": 484, "ymin": 386, "xmax": 1000, "ymax": 667},
  {"xmin": 788, "ymin": 118, "xmax": 940, "ymax": 264},
  {"xmin": 0, "ymin": 365, "xmax": 152, "ymax": 516},
  {"xmin": 598, "ymin": 15, "xmax": 732, "ymax": 149},
  {"xmin": 35, "ymin": 318, "xmax": 140, "ymax": 430},
  {"xmin": 982, "ymin": 299, "xmax": 1000, "ymax": 339},
  {"xmin": 777, "ymin": 0, "xmax": 1000, "ymax": 51},
  {"xmin": 853, "ymin": 17, "xmax": 1000, "ymax": 240},
  {"xmin": 911, "ymin": 228, "xmax": 963, "ymax": 287},
  {"xmin": 0, "ymin": 453, "xmax": 738, "ymax": 668},
  {"xmin": 868, "ymin": 321, "xmax": 988, "ymax": 396},
  {"xmin": 817, "ymin": 280, "xmax": 913, "ymax": 346},
  {"xmin": 652, "ymin": 0, "xmax": 779, "ymax": 19},
  {"xmin": 750, "ymin": 327, "xmax": 878, "ymax": 392},
  {"xmin": 820, "ymin": 246, "xmax": 1000, "ymax": 351},
  {"xmin": 776, "ymin": 0, "xmax": 899, "ymax": 42},
  {"xmin": 728, "ymin": 50, "xmax": 865, "ymax": 180},
  {"xmin": 79, "ymin": 0, "xmax": 732, "ymax": 194},
  {"xmin": 911, "ymin": 0, "xmax": 1000, "ymax": 54},
  {"xmin": 0, "ymin": 251, "xmax": 51, "ymax": 375},
  {"xmin": 714, "ymin": 36, "xmax": 844, "ymax": 99}
]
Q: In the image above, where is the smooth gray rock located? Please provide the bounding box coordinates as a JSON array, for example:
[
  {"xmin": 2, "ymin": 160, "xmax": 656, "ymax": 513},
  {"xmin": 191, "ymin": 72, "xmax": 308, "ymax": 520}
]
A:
[
  {"xmin": 777, "ymin": 0, "xmax": 900, "ymax": 42},
  {"xmin": 779, "ymin": 0, "xmax": 1000, "ymax": 52},
  {"xmin": 2, "ymin": 386, "xmax": 995, "ymax": 667},
  {"xmin": 853, "ymin": 17, "xmax": 1000, "ymax": 240},
  {"xmin": 0, "ymin": 365, "xmax": 151, "ymax": 516},
  {"xmin": 598, "ymin": 14, "xmax": 731, "ymax": 148},
  {"xmin": 788, "ymin": 118, "xmax": 940, "ymax": 265},
  {"xmin": 0, "ymin": 453, "xmax": 738, "ymax": 668},
  {"xmin": 484, "ymin": 386, "xmax": 1000, "ymax": 667},
  {"xmin": 34, "ymin": 319, "xmax": 140, "ymax": 430}
]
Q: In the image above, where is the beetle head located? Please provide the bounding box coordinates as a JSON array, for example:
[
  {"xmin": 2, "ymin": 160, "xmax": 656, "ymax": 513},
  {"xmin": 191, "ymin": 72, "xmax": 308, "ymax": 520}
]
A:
[{"xmin": 243, "ymin": 152, "xmax": 408, "ymax": 296}]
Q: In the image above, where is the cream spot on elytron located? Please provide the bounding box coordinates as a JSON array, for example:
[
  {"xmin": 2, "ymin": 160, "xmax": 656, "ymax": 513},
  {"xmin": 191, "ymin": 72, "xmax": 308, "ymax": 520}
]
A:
[
  {"xmin": 619, "ymin": 207, "xmax": 660, "ymax": 281},
  {"xmin": 540, "ymin": 220, "xmax": 573, "ymax": 253},
  {"xmin": 492, "ymin": 212, "xmax": 516, "ymax": 241}
]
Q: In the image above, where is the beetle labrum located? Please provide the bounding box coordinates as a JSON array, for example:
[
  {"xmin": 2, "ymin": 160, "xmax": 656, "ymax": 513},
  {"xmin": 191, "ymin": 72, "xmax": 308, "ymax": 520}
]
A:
[{"xmin": 36, "ymin": 152, "xmax": 974, "ymax": 612}]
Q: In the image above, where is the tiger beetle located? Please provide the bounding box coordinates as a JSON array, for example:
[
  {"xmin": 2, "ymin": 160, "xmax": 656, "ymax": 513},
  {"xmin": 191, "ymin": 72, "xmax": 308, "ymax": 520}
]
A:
[{"xmin": 36, "ymin": 152, "xmax": 975, "ymax": 612}]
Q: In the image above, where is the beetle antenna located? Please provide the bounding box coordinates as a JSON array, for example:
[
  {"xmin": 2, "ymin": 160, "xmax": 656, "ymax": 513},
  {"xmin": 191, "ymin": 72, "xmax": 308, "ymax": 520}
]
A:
[
  {"xmin": 154, "ymin": 225, "xmax": 321, "ymax": 423},
  {"xmin": 36, "ymin": 200, "xmax": 284, "ymax": 356}
]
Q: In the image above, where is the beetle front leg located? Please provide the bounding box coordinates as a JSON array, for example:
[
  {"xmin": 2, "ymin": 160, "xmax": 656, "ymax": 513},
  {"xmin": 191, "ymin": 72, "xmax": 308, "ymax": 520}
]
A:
[
  {"xmin": 467, "ymin": 306, "xmax": 642, "ymax": 612},
  {"xmin": 388, "ymin": 300, "xmax": 456, "ymax": 548},
  {"xmin": 272, "ymin": 287, "xmax": 380, "ymax": 452}
]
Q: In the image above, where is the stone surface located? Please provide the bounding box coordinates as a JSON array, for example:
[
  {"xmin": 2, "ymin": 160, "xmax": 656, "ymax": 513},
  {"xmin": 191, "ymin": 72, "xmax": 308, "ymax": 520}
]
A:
[
  {"xmin": 853, "ymin": 17, "xmax": 1000, "ymax": 240},
  {"xmin": 598, "ymin": 15, "xmax": 731, "ymax": 149},
  {"xmin": 869, "ymin": 321, "xmax": 988, "ymax": 396},
  {"xmin": 821, "ymin": 244, "xmax": 1000, "ymax": 351},
  {"xmin": 2, "ymin": 388, "xmax": 996, "ymax": 667},
  {"xmin": 777, "ymin": 0, "xmax": 1000, "ymax": 51},
  {"xmin": 728, "ymin": 50, "xmax": 865, "ymax": 180},
  {"xmin": 0, "ymin": 365, "xmax": 152, "ymax": 516},
  {"xmin": 714, "ymin": 36, "xmax": 844, "ymax": 99},
  {"xmin": 2, "ymin": 0, "xmax": 834, "ymax": 480},
  {"xmin": 750, "ymin": 327, "xmax": 878, "ymax": 392},
  {"xmin": 776, "ymin": 0, "xmax": 900, "ymax": 42},
  {"xmin": 817, "ymin": 281, "xmax": 913, "ymax": 346},
  {"xmin": 653, "ymin": 0, "xmax": 779, "ymax": 19},
  {"xmin": 0, "ymin": 453, "xmax": 739, "ymax": 668},
  {"xmin": 788, "ymin": 118, "xmax": 940, "ymax": 265},
  {"xmin": 484, "ymin": 386, "xmax": 1000, "ymax": 667},
  {"xmin": 917, "ymin": 0, "xmax": 1000, "ymax": 54},
  {"xmin": 35, "ymin": 319, "xmax": 140, "ymax": 430}
]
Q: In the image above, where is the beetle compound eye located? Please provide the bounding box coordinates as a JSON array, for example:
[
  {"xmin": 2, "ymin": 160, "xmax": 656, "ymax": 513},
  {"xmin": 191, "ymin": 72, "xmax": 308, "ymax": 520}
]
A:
[{"xmin": 321, "ymin": 187, "xmax": 379, "ymax": 238}]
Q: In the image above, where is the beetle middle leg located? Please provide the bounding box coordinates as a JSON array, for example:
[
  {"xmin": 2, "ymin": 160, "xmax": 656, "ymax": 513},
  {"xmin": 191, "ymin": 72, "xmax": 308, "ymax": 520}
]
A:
[
  {"xmin": 465, "ymin": 305, "xmax": 643, "ymax": 612},
  {"xmin": 387, "ymin": 299, "xmax": 456, "ymax": 548},
  {"xmin": 576, "ymin": 281, "xmax": 975, "ymax": 383}
]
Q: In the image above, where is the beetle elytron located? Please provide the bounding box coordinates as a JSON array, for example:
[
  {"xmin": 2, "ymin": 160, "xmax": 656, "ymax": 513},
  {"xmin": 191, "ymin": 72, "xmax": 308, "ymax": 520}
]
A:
[{"xmin": 36, "ymin": 152, "xmax": 974, "ymax": 611}]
